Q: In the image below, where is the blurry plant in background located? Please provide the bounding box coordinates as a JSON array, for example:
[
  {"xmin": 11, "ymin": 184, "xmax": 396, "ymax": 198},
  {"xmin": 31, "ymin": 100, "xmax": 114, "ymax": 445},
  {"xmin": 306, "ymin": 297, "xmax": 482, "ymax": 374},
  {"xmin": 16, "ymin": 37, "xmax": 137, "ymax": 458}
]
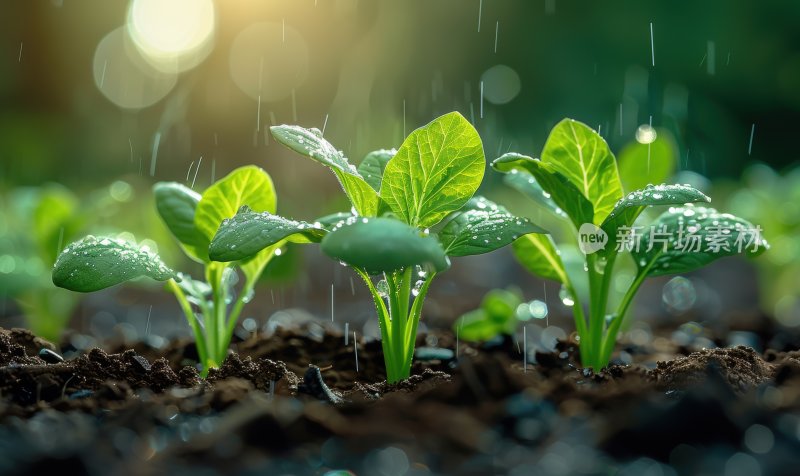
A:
[
  {"xmin": 716, "ymin": 164, "xmax": 800, "ymax": 328},
  {"xmin": 0, "ymin": 179, "xmax": 178, "ymax": 342}
]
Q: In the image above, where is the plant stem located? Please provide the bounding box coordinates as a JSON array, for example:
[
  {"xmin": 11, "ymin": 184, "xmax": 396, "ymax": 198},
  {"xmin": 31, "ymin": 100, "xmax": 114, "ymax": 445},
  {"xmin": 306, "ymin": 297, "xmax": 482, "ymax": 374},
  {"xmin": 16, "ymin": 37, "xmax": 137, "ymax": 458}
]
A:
[
  {"xmin": 354, "ymin": 268, "xmax": 398, "ymax": 380},
  {"xmin": 167, "ymin": 279, "xmax": 208, "ymax": 370},
  {"xmin": 401, "ymin": 273, "xmax": 435, "ymax": 377},
  {"xmin": 598, "ymin": 256, "xmax": 657, "ymax": 366}
]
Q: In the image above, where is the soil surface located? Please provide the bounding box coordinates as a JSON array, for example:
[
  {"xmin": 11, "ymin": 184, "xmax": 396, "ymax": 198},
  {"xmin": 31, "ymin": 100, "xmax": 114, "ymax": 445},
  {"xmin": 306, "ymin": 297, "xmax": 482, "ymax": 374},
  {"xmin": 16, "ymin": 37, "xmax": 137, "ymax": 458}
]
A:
[{"xmin": 1, "ymin": 325, "xmax": 800, "ymax": 475}]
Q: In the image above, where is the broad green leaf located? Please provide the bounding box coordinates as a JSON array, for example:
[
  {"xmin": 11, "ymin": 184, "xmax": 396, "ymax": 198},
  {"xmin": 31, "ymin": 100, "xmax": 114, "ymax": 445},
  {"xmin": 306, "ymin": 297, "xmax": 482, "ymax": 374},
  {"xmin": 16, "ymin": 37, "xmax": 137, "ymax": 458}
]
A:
[
  {"xmin": 493, "ymin": 153, "xmax": 593, "ymax": 228},
  {"xmin": 270, "ymin": 125, "xmax": 379, "ymax": 216},
  {"xmin": 195, "ymin": 166, "xmax": 276, "ymax": 243},
  {"xmin": 52, "ymin": 236, "xmax": 178, "ymax": 292},
  {"xmin": 209, "ymin": 206, "xmax": 327, "ymax": 262},
  {"xmin": 153, "ymin": 182, "xmax": 210, "ymax": 262},
  {"xmin": 600, "ymin": 184, "xmax": 710, "ymax": 255},
  {"xmin": 438, "ymin": 196, "xmax": 545, "ymax": 257},
  {"xmin": 380, "ymin": 112, "xmax": 485, "ymax": 228},
  {"xmin": 540, "ymin": 119, "xmax": 623, "ymax": 224},
  {"xmin": 321, "ymin": 217, "xmax": 450, "ymax": 275},
  {"xmin": 618, "ymin": 129, "xmax": 678, "ymax": 192},
  {"xmin": 357, "ymin": 149, "xmax": 395, "ymax": 191},
  {"xmin": 33, "ymin": 185, "xmax": 80, "ymax": 265},
  {"xmin": 633, "ymin": 205, "xmax": 769, "ymax": 277},
  {"xmin": 502, "ymin": 169, "xmax": 566, "ymax": 218},
  {"xmin": 511, "ymin": 233, "xmax": 568, "ymax": 283}
]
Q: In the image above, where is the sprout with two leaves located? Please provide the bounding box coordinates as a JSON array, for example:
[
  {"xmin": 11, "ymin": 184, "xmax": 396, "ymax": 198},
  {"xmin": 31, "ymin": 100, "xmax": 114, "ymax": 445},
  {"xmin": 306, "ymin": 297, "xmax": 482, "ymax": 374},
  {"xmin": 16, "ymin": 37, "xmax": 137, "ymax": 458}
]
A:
[{"xmin": 209, "ymin": 112, "xmax": 545, "ymax": 383}]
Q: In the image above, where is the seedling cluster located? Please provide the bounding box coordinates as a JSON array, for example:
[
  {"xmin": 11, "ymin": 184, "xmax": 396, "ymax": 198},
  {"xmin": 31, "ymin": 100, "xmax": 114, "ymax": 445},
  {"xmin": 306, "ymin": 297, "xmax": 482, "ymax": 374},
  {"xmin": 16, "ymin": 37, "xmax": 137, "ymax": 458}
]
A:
[{"xmin": 52, "ymin": 112, "xmax": 765, "ymax": 381}]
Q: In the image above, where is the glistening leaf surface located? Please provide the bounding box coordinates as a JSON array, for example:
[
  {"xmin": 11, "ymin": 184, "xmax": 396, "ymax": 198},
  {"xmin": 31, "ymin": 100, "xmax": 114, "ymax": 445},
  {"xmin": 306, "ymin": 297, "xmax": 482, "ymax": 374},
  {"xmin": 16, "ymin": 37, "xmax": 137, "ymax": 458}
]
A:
[
  {"xmin": 357, "ymin": 149, "xmax": 396, "ymax": 191},
  {"xmin": 154, "ymin": 182, "xmax": 210, "ymax": 262},
  {"xmin": 195, "ymin": 166, "xmax": 277, "ymax": 242},
  {"xmin": 540, "ymin": 119, "xmax": 623, "ymax": 224},
  {"xmin": 633, "ymin": 205, "xmax": 768, "ymax": 277},
  {"xmin": 493, "ymin": 153, "xmax": 593, "ymax": 228},
  {"xmin": 321, "ymin": 217, "xmax": 449, "ymax": 275},
  {"xmin": 209, "ymin": 206, "xmax": 327, "ymax": 262},
  {"xmin": 381, "ymin": 112, "xmax": 485, "ymax": 228},
  {"xmin": 270, "ymin": 125, "xmax": 378, "ymax": 216},
  {"xmin": 52, "ymin": 236, "xmax": 177, "ymax": 292},
  {"xmin": 438, "ymin": 196, "xmax": 545, "ymax": 257}
]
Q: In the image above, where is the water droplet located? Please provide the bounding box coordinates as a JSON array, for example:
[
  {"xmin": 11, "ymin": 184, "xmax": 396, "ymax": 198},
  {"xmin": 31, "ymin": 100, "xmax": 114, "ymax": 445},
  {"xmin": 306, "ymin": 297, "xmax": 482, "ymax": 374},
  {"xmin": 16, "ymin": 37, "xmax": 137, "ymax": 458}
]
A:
[
  {"xmin": 558, "ymin": 285, "xmax": 575, "ymax": 307},
  {"xmin": 376, "ymin": 279, "xmax": 389, "ymax": 298},
  {"xmin": 412, "ymin": 280, "xmax": 424, "ymax": 296}
]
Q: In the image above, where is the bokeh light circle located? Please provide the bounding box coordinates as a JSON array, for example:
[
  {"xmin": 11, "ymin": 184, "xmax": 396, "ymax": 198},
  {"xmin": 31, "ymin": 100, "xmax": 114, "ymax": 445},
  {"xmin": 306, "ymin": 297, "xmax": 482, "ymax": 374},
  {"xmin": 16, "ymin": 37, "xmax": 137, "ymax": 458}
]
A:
[
  {"xmin": 92, "ymin": 27, "xmax": 177, "ymax": 109},
  {"xmin": 229, "ymin": 22, "xmax": 309, "ymax": 101},
  {"xmin": 127, "ymin": 0, "xmax": 215, "ymax": 73},
  {"xmin": 481, "ymin": 65, "xmax": 521, "ymax": 105}
]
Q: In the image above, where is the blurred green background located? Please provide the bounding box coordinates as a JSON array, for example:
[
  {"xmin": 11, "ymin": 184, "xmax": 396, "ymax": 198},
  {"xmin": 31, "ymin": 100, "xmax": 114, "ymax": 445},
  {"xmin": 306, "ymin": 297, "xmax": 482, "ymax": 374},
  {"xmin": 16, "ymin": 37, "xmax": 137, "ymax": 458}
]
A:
[{"xmin": 1, "ymin": 0, "xmax": 799, "ymax": 344}]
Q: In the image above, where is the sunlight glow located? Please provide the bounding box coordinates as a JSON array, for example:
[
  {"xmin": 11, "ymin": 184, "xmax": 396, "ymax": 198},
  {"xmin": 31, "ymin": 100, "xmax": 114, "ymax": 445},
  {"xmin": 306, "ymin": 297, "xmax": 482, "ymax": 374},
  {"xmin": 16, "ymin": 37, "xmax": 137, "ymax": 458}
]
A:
[{"xmin": 127, "ymin": 0, "xmax": 215, "ymax": 73}]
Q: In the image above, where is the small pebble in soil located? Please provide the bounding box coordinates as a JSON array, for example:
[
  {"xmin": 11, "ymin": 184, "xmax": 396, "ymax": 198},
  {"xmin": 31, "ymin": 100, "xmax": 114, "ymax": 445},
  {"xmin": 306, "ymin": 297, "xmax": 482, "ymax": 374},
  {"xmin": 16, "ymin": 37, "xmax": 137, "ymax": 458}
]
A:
[
  {"xmin": 38, "ymin": 348, "xmax": 64, "ymax": 364},
  {"xmin": 415, "ymin": 346, "xmax": 455, "ymax": 362},
  {"xmin": 68, "ymin": 389, "xmax": 94, "ymax": 400},
  {"xmin": 131, "ymin": 355, "xmax": 152, "ymax": 372}
]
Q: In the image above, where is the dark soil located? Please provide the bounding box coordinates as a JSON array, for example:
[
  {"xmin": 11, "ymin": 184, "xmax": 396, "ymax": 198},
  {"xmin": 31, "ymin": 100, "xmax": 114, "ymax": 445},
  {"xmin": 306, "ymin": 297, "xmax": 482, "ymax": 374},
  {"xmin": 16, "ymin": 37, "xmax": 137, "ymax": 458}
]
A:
[{"xmin": 1, "ymin": 325, "xmax": 800, "ymax": 475}]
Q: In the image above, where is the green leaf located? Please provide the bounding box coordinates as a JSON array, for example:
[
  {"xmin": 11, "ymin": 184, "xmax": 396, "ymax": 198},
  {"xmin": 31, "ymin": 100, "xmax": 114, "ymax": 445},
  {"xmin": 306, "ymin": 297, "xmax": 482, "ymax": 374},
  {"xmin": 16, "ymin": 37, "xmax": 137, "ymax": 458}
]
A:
[
  {"xmin": 315, "ymin": 212, "xmax": 353, "ymax": 228},
  {"xmin": 540, "ymin": 119, "xmax": 623, "ymax": 224},
  {"xmin": 511, "ymin": 233, "xmax": 568, "ymax": 283},
  {"xmin": 633, "ymin": 205, "xmax": 769, "ymax": 277},
  {"xmin": 502, "ymin": 169, "xmax": 566, "ymax": 218},
  {"xmin": 493, "ymin": 153, "xmax": 593, "ymax": 228},
  {"xmin": 209, "ymin": 206, "xmax": 327, "ymax": 262},
  {"xmin": 454, "ymin": 289, "xmax": 522, "ymax": 341},
  {"xmin": 270, "ymin": 125, "xmax": 379, "ymax": 216},
  {"xmin": 321, "ymin": 217, "xmax": 450, "ymax": 275},
  {"xmin": 601, "ymin": 184, "xmax": 710, "ymax": 254},
  {"xmin": 52, "ymin": 236, "xmax": 178, "ymax": 292},
  {"xmin": 381, "ymin": 112, "xmax": 485, "ymax": 228},
  {"xmin": 618, "ymin": 129, "xmax": 678, "ymax": 192},
  {"xmin": 154, "ymin": 182, "xmax": 210, "ymax": 262},
  {"xmin": 195, "ymin": 166, "xmax": 276, "ymax": 244},
  {"xmin": 357, "ymin": 149, "xmax": 395, "ymax": 191},
  {"xmin": 438, "ymin": 196, "xmax": 545, "ymax": 257}
]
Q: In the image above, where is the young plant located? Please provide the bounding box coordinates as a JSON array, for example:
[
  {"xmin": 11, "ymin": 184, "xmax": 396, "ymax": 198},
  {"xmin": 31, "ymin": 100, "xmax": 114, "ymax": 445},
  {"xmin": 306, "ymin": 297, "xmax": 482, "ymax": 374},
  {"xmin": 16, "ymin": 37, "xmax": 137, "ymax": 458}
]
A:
[
  {"xmin": 493, "ymin": 119, "xmax": 768, "ymax": 370},
  {"xmin": 453, "ymin": 288, "xmax": 547, "ymax": 342},
  {"xmin": 209, "ymin": 112, "xmax": 545, "ymax": 383},
  {"xmin": 52, "ymin": 166, "xmax": 281, "ymax": 374}
]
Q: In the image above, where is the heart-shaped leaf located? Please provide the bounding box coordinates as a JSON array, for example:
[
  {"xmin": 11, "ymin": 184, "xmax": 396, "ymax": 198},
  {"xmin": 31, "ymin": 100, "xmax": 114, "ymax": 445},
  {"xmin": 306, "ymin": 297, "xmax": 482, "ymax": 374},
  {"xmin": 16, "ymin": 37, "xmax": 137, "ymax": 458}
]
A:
[
  {"xmin": 52, "ymin": 236, "xmax": 178, "ymax": 292},
  {"xmin": 540, "ymin": 119, "xmax": 623, "ymax": 224},
  {"xmin": 493, "ymin": 153, "xmax": 593, "ymax": 228},
  {"xmin": 438, "ymin": 196, "xmax": 545, "ymax": 257},
  {"xmin": 195, "ymin": 166, "xmax": 277, "ymax": 242},
  {"xmin": 271, "ymin": 125, "xmax": 379, "ymax": 216},
  {"xmin": 633, "ymin": 205, "xmax": 769, "ymax": 277},
  {"xmin": 381, "ymin": 112, "xmax": 485, "ymax": 228},
  {"xmin": 154, "ymin": 182, "xmax": 210, "ymax": 262},
  {"xmin": 511, "ymin": 233, "xmax": 568, "ymax": 283},
  {"xmin": 209, "ymin": 206, "xmax": 327, "ymax": 262},
  {"xmin": 600, "ymin": 184, "xmax": 710, "ymax": 255},
  {"xmin": 321, "ymin": 217, "xmax": 450, "ymax": 275},
  {"xmin": 357, "ymin": 149, "xmax": 396, "ymax": 191}
]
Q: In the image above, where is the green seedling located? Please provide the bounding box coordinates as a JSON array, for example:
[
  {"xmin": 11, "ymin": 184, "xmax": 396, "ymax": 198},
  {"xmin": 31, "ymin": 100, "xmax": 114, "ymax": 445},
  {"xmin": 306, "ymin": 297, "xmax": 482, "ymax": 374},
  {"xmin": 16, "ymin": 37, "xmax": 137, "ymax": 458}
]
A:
[
  {"xmin": 493, "ymin": 119, "xmax": 768, "ymax": 370},
  {"xmin": 210, "ymin": 112, "xmax": 545, "ymax": 382},
  {"xmin": 52, "ymin": 166, "xmax": 281, "ymax": 374},
  {"xmin": 453, "ymin": 288, "xmax": 547, "ymax": 342}
]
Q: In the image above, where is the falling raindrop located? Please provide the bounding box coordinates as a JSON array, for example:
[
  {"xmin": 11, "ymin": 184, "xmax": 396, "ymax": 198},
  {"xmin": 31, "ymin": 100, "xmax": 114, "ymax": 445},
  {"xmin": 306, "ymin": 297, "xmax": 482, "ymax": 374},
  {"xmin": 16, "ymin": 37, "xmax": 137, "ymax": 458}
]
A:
[{"xmin": 559, "ymin": 285, "xmax": 575, "ymax": 307}]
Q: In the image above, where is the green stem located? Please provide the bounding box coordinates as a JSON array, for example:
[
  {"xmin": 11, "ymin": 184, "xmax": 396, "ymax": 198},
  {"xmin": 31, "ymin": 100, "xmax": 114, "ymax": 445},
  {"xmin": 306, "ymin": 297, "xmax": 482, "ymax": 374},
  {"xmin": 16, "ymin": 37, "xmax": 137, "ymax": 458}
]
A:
[
  {"xmin": 586, "ymin": 253, "xmax": 605, "ymax": 370},
  {"xmin": 219, "ymin": 277, "xmax": 255, "ymax": 360},
  {"xmin": 598, "ymin": 256, "xmax": 657, "ymax": 367},
  {"xmin": 354, "ymin": 268, "xmax": 398, "ymax": 380},
  {"xmin": 385, "ymin": 273, "xmax": 406, "ymax": 381},
  {"xmin": 167, "ymin": 279, "xmax": 208, "ymax": 371},
  {"xmin": 401, "ymin": 273, "xmax": 435, "ymax": 377}
]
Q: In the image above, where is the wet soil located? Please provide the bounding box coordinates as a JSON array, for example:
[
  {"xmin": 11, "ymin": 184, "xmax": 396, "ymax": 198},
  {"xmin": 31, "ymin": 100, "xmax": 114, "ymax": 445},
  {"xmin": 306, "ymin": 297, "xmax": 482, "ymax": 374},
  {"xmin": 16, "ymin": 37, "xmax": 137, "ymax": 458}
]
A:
[{"xmin": 1, "ymin": 325, "xmax": 800, "ymax": 475}]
